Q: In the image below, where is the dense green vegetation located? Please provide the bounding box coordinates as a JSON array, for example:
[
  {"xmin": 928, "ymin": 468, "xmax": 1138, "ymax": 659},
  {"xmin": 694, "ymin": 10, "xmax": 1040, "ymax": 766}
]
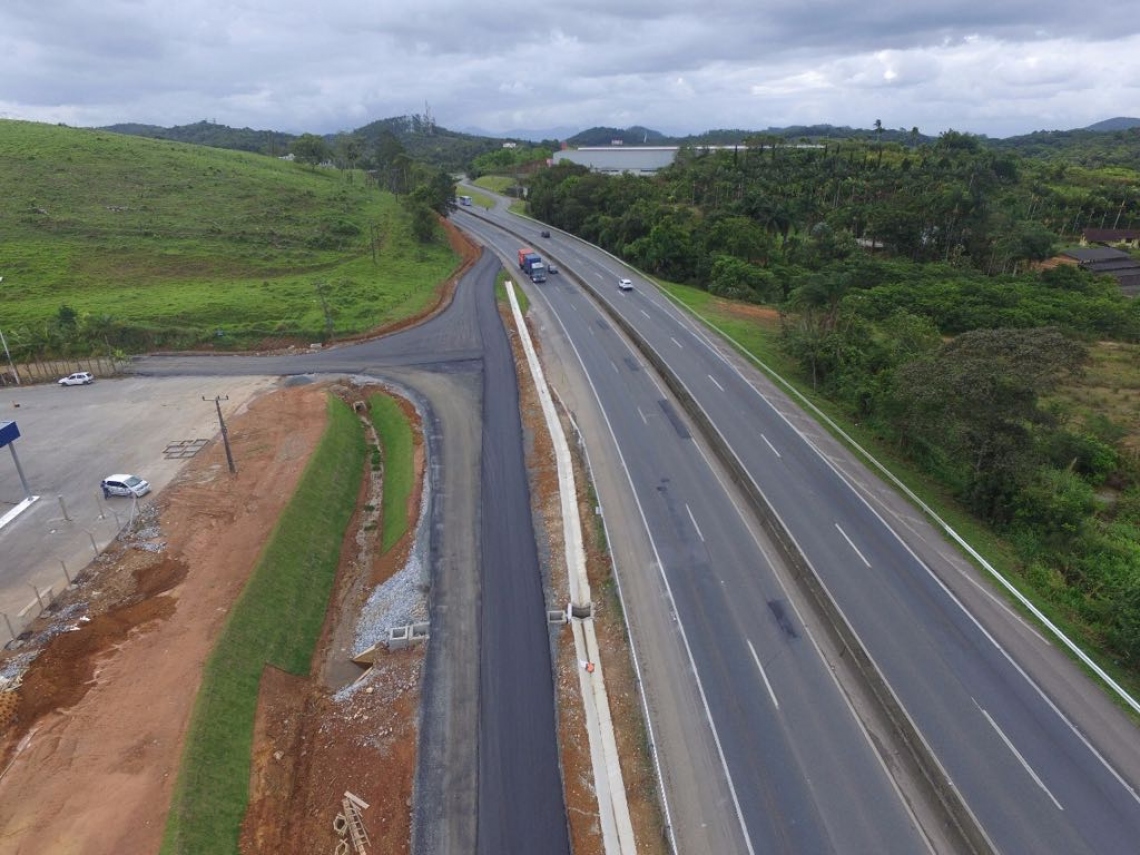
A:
[
  {"xmin": 368, "ymin": 392, "xmax": 416, "ymax": 553},
  {"xmin": 467, "ymin": 142, "xmax": 554, "ymax": 180},
  {"xmin": 161, "ymin": 395, "xmax": 366, "ymax": 854},
  {"xmin": 0, "ymin": 120, "xmax": 460, "ymax": 355},
  {"xmin": 100, "ymin": 119, "xmax": 295, "ymax": 156},
  {"xmin": 102, "ymin": 113, "xmax": 510, "ymax": 174},
  {"xmin": 991, "ymin": 126, "xmax": 1140, "ymax": 171},
  {"xmin": 527, "ymin": 131, "xmax": 1140, "ymax": 676}
]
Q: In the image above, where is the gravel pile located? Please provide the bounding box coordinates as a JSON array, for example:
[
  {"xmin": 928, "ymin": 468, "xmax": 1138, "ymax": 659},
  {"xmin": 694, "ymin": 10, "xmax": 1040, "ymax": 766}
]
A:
[{"xmin": 351, "ymin": 552, "xmax": 429, "ymax": 658}]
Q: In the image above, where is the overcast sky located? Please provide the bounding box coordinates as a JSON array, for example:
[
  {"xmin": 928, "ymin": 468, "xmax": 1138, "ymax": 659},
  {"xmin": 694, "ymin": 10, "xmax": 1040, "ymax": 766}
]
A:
[{"xmin": 2, "ymin": 1, "xmax": 1138, "ymax": 140}]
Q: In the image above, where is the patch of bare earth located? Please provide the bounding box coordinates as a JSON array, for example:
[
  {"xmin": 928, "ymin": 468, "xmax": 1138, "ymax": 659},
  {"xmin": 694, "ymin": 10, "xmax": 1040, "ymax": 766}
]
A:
[
  {"xmin": 0, "ymin": 383, "xmax": 331, "ymax": 854},
  {"xmin": 503, "ymin": 299, "xmax": 670, "ymax": 855},
  {"xmin": 0, "ymin": 380, "xmax": 430, "ymax": 855}
]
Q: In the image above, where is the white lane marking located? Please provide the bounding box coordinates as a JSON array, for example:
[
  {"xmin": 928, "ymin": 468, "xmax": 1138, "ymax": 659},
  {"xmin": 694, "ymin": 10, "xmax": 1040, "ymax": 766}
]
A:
[
  {"xmin": 747, "ymin": 639, "xmax": 780, "ymax": 710},
  {"xmin": 611, "ymin": 360, "xmax": 619, "ymax": 374},
  {"xmin": 835, "ymin": 523, "xmax": 871, "ymax": 568},
  {"xmin": 671, "ymin": 337, "xmax": 684, "ymax": 349},
  {"xmin": 761, "ymin": 434, "xmax": 782, "ymax": 458},
  {"xmin": 640, "ymin": 309, "xmax": 651, "ymax": 319},
  {"xmin": 978, "ymin": 702, "xmax": 1064, "ymax": 811},
  {"xmin": 708, "ymin": 374, "xmax": 725, "ymax": 392},
  {"xmin": 535, "ymin": 284, "xmax": 756, "ymax": 855},
  {"xmin": 685, "ymin": 503, "xmax": 705, "ymax": 542},
  {"xmin": 638, "ymin": 407, "xmax": 648, "ymax": 425}
]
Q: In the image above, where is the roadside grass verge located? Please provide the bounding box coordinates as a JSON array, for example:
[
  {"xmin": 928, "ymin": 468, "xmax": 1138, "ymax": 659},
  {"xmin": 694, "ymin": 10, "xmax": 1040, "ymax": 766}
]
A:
[
  {"xmin": 653, "ymin": 276, "xmax": 1140, "ymax": 701},
  {"xmin": 496, "ymin": 270, "xmax": 530, "ymax": 314},
  {"xmin": 0, "ymin": 120, "xmax": 457, "ymax": 351},
  {"xmin": 369, "ymin": 392, "xmax": 415, "ymax": 553},
  {"xmin": 472, "ymin": 175, "xmax": 514, "ymax": 194},
  {"xmin": 464, "ymin": 189, "xmax": 497, "ymax": 209},
  {"xmin": 161, "ymin": 395, "xmax": 365, "ymax": 854}
]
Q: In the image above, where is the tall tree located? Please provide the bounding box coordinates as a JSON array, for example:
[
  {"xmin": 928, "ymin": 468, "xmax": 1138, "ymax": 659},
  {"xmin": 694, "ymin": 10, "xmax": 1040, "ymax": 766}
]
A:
[
  {"xmin": 893, "ymin": 327, "xmax": 1087, "ymax": 520},
  {"xmin": 290, "ymin": 134, "xmax": 330, "ymax": 170}
]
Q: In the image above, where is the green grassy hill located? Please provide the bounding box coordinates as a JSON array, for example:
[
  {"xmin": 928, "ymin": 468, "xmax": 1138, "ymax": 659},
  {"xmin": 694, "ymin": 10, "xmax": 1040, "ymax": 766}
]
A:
[{"xmin": 0, "ymin": 119, "xmax": 458, "ymax": 354}]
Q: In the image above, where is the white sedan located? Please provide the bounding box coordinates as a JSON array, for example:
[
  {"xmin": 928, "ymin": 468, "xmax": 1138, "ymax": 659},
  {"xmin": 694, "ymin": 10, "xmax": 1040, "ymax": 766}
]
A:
[
  {"xmin": 59, "ymin": 371, "xmax": 95, "ymax": 386},
  {"xmin": 101, "ymin": 474, "xmax": 151, "ymax": 498}
]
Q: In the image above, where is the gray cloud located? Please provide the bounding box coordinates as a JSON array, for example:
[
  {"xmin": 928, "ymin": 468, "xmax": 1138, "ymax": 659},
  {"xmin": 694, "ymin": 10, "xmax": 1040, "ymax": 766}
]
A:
[{"xmin": 2, "ymin": 0, "xmax": 1138, "ymax": 137}]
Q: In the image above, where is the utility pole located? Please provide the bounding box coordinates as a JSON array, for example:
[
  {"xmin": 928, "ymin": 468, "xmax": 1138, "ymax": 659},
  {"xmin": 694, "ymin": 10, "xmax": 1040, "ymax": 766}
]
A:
[{"xmin": 204, "ymin": 395, "xmax": 236, "ymax": 474}]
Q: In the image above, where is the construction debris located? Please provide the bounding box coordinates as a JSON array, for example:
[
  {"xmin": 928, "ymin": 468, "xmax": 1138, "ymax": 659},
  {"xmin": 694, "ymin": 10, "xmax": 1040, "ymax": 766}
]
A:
[{"xmin": 332, "ymin": 790, "xmax": 371, "ymax": 853}]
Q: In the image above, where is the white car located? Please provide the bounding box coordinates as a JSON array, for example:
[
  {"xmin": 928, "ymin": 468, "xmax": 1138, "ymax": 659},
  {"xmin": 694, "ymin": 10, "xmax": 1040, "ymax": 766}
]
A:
[
  {"xmin": 617, "ymin": 278, "xmax": 633, "ymax": 291},
  {"xmin": 59, "ymin": 371, "xmax": 94, "ymax": 386},
  {"xmin": 101, "ymin": 474, "xmax": 151, "ymax": 498}
]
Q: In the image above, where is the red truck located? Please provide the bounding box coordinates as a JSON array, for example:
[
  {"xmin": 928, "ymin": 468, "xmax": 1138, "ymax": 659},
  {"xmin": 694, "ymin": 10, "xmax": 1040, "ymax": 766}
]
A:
[{"xmin": 518, "ymin": 247, "xmax": 539, "ymax": 270}]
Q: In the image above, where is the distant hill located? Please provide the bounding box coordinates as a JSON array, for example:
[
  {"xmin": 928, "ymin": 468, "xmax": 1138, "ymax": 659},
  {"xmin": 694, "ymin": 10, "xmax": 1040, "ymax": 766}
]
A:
[
  {"xmin": 565, "ymin": 126, "xmax": 671, "ymax": 146},
  {"xmin": 564, "ymin": 123, "xmax": 938, "ymax": 148},
  {"xmin": 97, "ymin": 115, "xmax": 1140, "ymax": 174},
  {"xmin": 462, "ymin": 124, "xmax": 579, "ymax": 143},
  {"xmin": 100, "ymin": 120, "xmax": 295, "ymax": 156},
  {"xmin": 992, "ymin": 124, "xmax": 1140, "ymax": 170},
  {"xmin": 103, "ymin": 115, "xmax": 505, "ymax": 173},
  {"xmin": 1085, "ymin": 117, "xmax": 1140, "ymax": 132},
  {"xmin": 347, "ymin": 115, "xmax": 503, "ymax": 172}
]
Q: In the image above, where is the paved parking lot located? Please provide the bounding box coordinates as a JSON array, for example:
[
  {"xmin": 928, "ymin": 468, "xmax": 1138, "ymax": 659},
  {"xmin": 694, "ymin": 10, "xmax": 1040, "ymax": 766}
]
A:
[{"xmin": 0, "ymin": 374, "xmax": 278, "ymax": 635}]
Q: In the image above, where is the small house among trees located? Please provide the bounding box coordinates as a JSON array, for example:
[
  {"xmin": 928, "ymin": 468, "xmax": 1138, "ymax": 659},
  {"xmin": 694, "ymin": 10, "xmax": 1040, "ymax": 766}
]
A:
[
  {"xmin": 1061, "ymin": 247, "xmax": 1140, "ymax": 296},
  {"xmin": 1081, "ymin": 228, "xmax": 1140, "ymax": 248}
]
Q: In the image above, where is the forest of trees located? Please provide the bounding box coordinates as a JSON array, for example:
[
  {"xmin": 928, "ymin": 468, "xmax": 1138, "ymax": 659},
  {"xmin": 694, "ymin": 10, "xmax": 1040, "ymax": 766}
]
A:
[{"xmin": 526, "ymin": 131, "xmax": 1140, "ymax": 670}]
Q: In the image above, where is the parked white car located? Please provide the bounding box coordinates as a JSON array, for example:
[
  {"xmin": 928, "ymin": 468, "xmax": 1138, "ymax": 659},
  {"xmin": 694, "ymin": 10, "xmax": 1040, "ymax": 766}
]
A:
[
  {"xmin": 59, "ymin": 371, "xmax": 94, "ymax": 386},
  {"xmin": 101, "ymin": 474, "xmax": 151, "ymax": 498},
  {"xmin": 617, "ymin": 277, "xmax": 633, "ymax": 291}
]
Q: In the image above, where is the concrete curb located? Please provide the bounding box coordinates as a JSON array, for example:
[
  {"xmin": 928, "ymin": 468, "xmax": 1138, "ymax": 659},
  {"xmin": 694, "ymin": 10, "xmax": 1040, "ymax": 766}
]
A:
[{"xmin": 504, "ymin": 279, "xmax": 638, "ymax": 854}]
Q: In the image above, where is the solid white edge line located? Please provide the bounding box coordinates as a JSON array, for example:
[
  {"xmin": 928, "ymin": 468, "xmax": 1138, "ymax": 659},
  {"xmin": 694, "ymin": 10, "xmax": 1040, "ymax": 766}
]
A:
[
  {"xmin": 747, "ymin": 639, "xmax": 780, "ymax": 710},
  {"xmin": 977, "ymin": 702, "xmax": 1064, "ymax": 811},
  {"xmin": 531, "ymin": 275, "xmax": 756, "ymax": 855},
  {"xmin": 834, "ymin": 523, "xmax": 871, "ymax": 568}
]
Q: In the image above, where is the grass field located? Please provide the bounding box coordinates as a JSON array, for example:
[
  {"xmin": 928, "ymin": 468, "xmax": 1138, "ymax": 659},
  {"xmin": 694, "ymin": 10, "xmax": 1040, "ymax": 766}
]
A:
[
  {"xmin": 472, "ymin": 175, "xmax": 515, "ymax": 195},
  {"xmin": 160, "ymin": 395, "xmax": 365, "ymax": 854},
  {"xmin": 0, "ymin": 120, "xmax": 458, "ymax": 351},
  {"xmin": 368, "ymin": 392, "xmax": 416, "ymax": 553}
]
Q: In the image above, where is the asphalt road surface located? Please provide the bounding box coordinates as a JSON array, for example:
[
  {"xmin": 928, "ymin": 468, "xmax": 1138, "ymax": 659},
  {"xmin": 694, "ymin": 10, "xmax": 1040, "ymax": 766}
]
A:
[
  {"xmin": 463, "ymin": 203, "xmax": 1140, "ymax": 854},
  {"xmin": 115, "ymin": 250, "xmax": 571, "ymax": 855},
  {"xmin": 459, "ymin": 211, "xmax": 931, "ymax": 853}
]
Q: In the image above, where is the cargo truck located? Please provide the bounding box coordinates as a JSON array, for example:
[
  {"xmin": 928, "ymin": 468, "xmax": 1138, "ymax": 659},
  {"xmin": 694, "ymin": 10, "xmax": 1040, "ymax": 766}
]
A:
[
  {"xmin": 518, "ymin": 247, "xmax": 540, "ymax": 270},
  {"xmin": 529, "ymin": 261, "xmax": 547, "ymax": 283}
]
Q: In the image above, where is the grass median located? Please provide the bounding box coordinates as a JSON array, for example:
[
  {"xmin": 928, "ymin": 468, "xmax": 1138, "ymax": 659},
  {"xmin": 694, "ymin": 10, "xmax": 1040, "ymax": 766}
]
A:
[
  {"xmin": 161, "ymin": 394, "xmax": 366, "ymax": 854},
  {"xmin": 368, "ymin": 391, "xmax": 415, "ymax": 553}
]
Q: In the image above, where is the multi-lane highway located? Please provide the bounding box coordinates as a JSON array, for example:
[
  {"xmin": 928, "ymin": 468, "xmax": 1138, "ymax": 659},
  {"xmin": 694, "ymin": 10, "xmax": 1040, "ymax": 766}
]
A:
[
  {"xmin": 460, "ymin": 209, "xmax": 932, "ymax": 852},
  {"xmin": 457, "ymin": 199, "xmax": 1140, "ymax": 853}
]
